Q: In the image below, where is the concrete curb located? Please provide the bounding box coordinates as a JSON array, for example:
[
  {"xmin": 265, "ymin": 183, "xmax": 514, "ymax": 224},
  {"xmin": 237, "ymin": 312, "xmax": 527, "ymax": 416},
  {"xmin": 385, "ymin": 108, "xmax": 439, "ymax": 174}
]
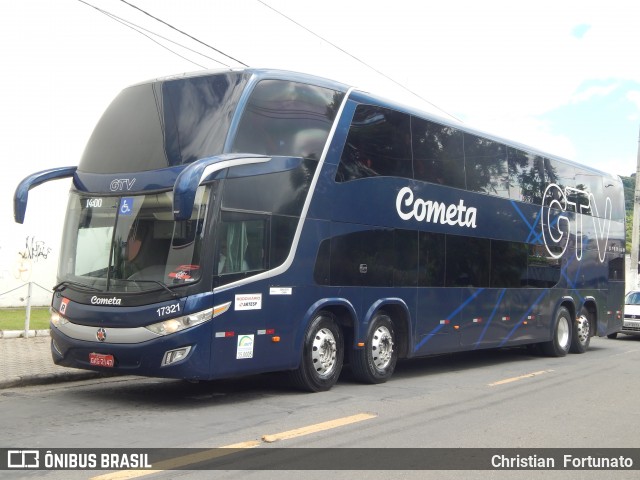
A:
[
  {"xmin": 0, "ymin": 370, "xmax": 104, "ymax": 389},
  {"xmin": 0, "ymin": 330, "xmax": 108, "ymax": 389},
  {"xmin": 0, "ymin": 329, "xmax": 50, "ymax": 339}
]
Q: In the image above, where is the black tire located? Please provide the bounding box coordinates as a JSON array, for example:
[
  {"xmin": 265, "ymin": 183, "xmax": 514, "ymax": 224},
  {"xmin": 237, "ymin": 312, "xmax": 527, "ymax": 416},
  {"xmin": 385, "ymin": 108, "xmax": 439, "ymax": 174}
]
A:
[
  {"xmin": 540, "ymin": 306, "xmax": 572, "ymax": 357},
  {"xmin": 289, "ymin": 311, "xmax": 344, "ymax": 392},
  {"xmin": 607, "ymin": 332, "xmax": 618, "ymax": 339},
  {"xmin": 351, "ymin": 313, "xmax": 397, "ymax": 384},
  {"xmin": 570, "ymin": 307, "xmax": 591, "ymax": 354}
]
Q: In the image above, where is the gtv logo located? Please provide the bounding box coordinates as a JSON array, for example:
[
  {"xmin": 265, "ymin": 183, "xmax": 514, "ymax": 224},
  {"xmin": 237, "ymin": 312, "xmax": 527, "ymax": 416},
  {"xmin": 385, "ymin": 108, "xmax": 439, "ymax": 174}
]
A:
[
  {"xmin": 110, "ymin": 178, "xmax": 136, "ymax": 191},
  {"xmin": 541, "ymin": 183, "xmax": 612, "ymax": 263}
]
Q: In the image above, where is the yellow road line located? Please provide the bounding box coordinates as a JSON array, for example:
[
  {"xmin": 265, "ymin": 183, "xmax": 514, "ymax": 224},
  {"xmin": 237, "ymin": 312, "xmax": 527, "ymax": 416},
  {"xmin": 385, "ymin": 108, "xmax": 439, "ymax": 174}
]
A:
[
  {"xmin": 262, "ymin": 412, "xmax": 376, "ymax": 443},
  {"xmin": 488, "ymin": 369, "xmax": 554, "ymax": 387},
  {"xmin": 90, "ymin": 441, "xmax": 260, "ymax": 480},
  {"xmin": 91, "ymin": 413, "xmax": 376, "ymax": 479}
]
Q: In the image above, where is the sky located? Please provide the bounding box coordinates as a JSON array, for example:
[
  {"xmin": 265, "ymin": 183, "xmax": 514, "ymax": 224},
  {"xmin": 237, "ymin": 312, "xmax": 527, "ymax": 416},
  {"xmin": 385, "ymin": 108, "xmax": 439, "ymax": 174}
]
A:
[{"xmin": 1, "ymin": 0, "xmax": 639, "ymax": 305}]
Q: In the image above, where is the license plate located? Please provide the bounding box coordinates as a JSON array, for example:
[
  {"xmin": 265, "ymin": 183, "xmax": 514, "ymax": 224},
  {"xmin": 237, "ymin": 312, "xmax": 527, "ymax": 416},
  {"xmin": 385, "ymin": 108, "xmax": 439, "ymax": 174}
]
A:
[
  {"xmin": 623, "ymin": 320, "xmax": 640, "ymax": 329},
  {"xmin": 89, "ymin": 353, "xmax": 114, "ymax": 367}
]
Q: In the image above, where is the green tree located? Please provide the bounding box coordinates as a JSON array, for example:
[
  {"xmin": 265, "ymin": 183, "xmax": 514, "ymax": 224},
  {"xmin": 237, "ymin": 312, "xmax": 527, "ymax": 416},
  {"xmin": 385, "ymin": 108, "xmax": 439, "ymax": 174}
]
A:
[{"xmin": 621, "ymin": 174, "xmax": 635, "ymax": 253}]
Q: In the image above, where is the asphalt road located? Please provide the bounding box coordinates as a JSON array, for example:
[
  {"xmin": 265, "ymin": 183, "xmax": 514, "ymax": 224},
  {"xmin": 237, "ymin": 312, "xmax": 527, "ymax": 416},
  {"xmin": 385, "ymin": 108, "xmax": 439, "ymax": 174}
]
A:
[{"xmin": 1, "ymin": 335, "xmax": 639, "ymax": 480}]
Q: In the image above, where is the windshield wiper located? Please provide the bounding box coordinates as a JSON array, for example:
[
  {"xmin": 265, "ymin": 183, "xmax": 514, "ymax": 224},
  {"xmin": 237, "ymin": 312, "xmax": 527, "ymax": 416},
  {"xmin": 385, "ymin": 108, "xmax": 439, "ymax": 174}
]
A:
[
  {"xmin": 53, "ymin": 280, "xmax": 102, "ymax": 293},
  {"xmin": 55, "ymin": 278, "xmax": 180, "ymax": 298},
  {"xmin": 115, "ymin": 279, "xmax": 180, "ymax": 298}
]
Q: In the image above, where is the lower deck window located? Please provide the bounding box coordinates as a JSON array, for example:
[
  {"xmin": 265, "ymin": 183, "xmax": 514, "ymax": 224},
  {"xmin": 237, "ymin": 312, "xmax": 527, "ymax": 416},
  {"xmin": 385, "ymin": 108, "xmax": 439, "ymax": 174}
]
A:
[{"xmin": 314, "ymin": 229, "xmax": 561, "ymax": 288}]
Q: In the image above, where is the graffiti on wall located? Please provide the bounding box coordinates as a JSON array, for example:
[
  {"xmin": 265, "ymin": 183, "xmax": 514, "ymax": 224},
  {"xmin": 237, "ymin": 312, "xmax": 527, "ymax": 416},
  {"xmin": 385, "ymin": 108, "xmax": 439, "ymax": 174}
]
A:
[
  {"xmin": 19, "ymin": 236, "xmax": 52, "ymax": 263},
  {"xmin": 12, "ymin": 236, "xmax": 53, "ymax": 282}
]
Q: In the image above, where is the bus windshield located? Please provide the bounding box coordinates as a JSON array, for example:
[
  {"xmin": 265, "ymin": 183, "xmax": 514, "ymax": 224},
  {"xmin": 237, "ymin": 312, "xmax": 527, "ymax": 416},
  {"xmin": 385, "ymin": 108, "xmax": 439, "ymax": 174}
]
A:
[{"xmin": 58, "ymin": 186, "xmax": 210, "ymax": 293}]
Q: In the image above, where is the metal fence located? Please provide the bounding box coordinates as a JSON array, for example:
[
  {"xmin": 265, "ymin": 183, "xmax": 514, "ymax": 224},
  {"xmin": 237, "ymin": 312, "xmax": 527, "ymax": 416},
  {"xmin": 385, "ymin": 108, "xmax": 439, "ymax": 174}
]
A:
[{"xmin": 0, "ymin": 282, "xmax": 52, "ymax": 337}]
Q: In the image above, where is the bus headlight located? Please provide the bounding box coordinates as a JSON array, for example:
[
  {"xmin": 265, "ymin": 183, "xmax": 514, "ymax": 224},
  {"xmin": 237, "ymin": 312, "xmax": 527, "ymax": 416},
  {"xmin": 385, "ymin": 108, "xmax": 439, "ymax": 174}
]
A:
[
  {"xmin": 145, "ymin": 308, "xmax": 213, "ymax": 336},
  {"xmin": 50, "ymin": 310, "xmax": 69, "ymax": 328}
]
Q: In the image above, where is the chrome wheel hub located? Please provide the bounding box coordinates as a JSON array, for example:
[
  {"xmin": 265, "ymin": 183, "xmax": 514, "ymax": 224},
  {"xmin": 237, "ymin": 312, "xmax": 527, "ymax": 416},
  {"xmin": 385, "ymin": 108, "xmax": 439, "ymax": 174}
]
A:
[
  {"xmin": 576, "ymin": 314, "xmax": 590, "ymax": 344},
  {"xmin": 557, "ymin": 317, "xmax": 570, "ymax": 349},
  {"xmin": 311, "ymin": 328, "xmax": 337, "ymax": 377},
  {"xmin": 371, "ymin": 326, "xmax": 394, "ymax": 370}
]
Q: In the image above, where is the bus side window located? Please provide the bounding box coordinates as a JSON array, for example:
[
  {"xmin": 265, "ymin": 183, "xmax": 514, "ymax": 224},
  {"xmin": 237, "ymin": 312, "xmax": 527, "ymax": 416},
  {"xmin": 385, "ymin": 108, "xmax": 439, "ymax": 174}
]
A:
[
  {"xmin": 217, "ymin": 214, "xmax": 267, "ymax": 275},
  {"xmin": 464, "ymin": 133, "xmax": 509, "ymax": 197},
  {"xmin": 445, "ymin": 236, "xmax": 490, "ymax": 287},
  {"xmin": 412, "ymin": 117, "xmax": 465, "ymax": 189},
  {"xmin": 232, "ymin": 79, "xmax": 342, "ymax": 160},
  {"xmin": 507, "ymin": 149, "xmax": 546, "ymax": 205},
  {"xmin": 336, "ymin": 105, "xmax": 411, "ymax": 181}
]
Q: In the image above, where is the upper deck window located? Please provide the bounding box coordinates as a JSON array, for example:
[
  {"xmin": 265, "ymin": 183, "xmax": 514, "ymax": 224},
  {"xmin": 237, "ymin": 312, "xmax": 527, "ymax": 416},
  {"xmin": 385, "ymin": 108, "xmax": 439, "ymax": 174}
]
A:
[
  {"xmin": 464, "ymin": 133, "xmax": 509, "ymax": 197},
  {"xmin": 412, "ymin": 117, "xmax": 465, "ymax": 189},
  {"xmin": 232, "ymin": 80, "xmax": 344, "ymax": 160},
  {"xmin": 79, "ymin": 72, "xmax": 248, "ymax": 173},
  {"xmin": 336, "ymin": 105, "xmax": 412, "ymax": 181}
]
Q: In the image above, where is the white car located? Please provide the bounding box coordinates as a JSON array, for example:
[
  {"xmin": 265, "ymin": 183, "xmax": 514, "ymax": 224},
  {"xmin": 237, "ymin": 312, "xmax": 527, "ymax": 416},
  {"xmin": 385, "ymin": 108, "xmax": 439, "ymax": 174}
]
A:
[{"xmin": 618, "ymin": 291, "xmax": 640, "ymax": 337}]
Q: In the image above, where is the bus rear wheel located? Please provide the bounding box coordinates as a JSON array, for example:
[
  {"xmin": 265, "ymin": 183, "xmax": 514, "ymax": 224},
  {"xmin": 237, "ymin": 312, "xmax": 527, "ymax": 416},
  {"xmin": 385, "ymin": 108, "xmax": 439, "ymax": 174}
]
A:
[
  {"xmin": 351, "ymin": 313, "xmax": 397, "ymax": 384},
  {"xmin": 570, "ymin": 307, "xmax": 591, "ymax": 354},
  {"xmin": 290, "ymin": 311, "xmax": 344, "ymax": 392},
  {"xmin": 540, "ymin": 306, "xmax": 571, "ymax": 357}
]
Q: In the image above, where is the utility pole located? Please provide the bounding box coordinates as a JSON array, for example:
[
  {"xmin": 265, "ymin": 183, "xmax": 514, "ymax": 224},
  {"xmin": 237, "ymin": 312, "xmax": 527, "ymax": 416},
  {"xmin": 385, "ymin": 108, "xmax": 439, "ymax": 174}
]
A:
[{"xmin": 631, "ymin": 125, "xmax": 640, "ymax": 290}]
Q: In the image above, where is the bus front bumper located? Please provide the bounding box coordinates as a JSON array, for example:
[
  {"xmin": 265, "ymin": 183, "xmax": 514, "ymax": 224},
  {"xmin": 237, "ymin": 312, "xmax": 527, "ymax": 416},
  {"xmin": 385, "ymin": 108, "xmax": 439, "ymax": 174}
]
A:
[{"xmin": 49, "ymin": 324, "xmax": 212, "ymax": 381}]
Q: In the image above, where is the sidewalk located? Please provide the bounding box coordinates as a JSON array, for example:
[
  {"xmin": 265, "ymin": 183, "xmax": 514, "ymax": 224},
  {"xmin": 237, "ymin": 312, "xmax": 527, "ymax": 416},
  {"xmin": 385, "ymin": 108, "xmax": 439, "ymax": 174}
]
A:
[{"xmin": 0, "ymin": 331, "xmax": 102, "ymax": 389}]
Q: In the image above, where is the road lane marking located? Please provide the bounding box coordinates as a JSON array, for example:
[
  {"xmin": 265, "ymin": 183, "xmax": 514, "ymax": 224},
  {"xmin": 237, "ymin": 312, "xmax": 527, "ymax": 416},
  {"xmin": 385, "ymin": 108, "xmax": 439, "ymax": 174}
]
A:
[
  {"xmin": 488, "ymin": 369, "xmax": 554, "ymax": 387},
  {"xmin": 262, "ymin": 412, "xmax": 377, "ymax": 443},
  {"xmin": 90, "ymin": 441, "xmax": 261, "ymax": 480},
  {"xmin": 91, "ymin": 413, "xmax": 376, "ymax": 479}
]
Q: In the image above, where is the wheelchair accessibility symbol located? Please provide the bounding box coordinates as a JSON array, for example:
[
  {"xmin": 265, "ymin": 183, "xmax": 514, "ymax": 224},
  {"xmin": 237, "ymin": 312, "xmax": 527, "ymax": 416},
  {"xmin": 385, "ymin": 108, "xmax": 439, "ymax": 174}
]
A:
[{"xmin": 119, "ymin": 197, "xmax": 134, "ymax": 216}]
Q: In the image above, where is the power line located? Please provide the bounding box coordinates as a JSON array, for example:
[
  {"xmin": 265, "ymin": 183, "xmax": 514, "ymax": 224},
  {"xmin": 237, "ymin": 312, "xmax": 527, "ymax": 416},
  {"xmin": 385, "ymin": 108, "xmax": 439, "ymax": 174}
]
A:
[
  {"xmin": 79, "ymin": 0, "xmax": 231, "ymax": 67},
  {"xmin": 77, "ymin": 0, "xmax": 217, "ymax": 69},
  {"xmin": 256, "ymin": 0, "xmax": 462, "ymax": 122},
  {"xmin": 120, "ymin": 0, "xmax": 249, "ymax": 67},
  {"xmin": 81, "ymin": 0, "xmax": 457, "ymax": 121}
]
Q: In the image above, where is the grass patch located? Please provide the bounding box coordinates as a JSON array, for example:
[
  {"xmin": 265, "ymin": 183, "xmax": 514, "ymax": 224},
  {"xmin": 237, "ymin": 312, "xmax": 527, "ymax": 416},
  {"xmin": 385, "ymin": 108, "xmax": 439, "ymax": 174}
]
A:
[{"xmin": 0, "ymin": 307, "xmax": 50, "ymax": 331}]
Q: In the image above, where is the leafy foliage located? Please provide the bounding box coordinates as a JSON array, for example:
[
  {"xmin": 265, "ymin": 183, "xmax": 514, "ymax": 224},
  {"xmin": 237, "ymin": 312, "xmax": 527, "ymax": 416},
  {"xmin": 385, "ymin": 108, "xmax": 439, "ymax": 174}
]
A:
[{"xmin": 622, "ymin": 174, "xmax": 635, "ymax": 253}]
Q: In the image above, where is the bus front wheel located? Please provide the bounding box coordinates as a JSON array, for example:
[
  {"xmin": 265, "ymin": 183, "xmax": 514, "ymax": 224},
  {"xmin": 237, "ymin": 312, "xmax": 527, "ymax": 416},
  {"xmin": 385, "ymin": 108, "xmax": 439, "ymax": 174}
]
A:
[
  {"xmin": 351, "ymin": 313, "xmax": 397, "ymax": 384},
  {"xmin": 540, "ymin": 306, "xmax": 571, "ymax": 357},
  {"xmin": 290, "ymin": 311, "xmax": 344, "ymax": 392}
]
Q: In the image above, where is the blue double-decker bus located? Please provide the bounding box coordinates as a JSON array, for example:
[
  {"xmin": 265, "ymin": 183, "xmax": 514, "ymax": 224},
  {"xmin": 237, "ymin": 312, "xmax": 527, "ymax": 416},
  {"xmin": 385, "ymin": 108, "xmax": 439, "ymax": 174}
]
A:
[{"xmin": 15, "ymin": 69, "xmax": 625, "ymax": 391}]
